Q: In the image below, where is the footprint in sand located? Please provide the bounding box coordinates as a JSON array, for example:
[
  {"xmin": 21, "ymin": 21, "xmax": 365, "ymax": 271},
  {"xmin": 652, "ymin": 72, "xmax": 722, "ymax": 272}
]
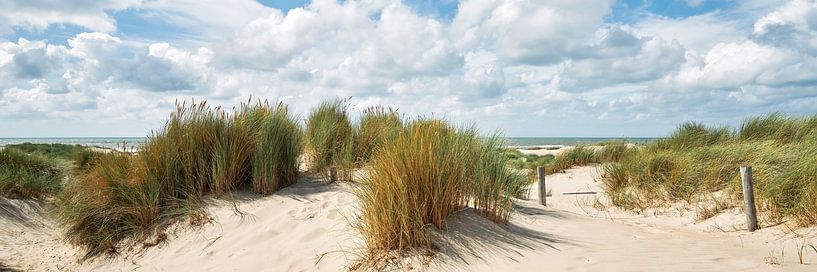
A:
[
  {"xmin": 287, "ymin": 207, "xmax": 318, "ymax": 220},
  {"xmin": 326, "ymin": 210, "xmax": 341, "ymax": 220},
  {"xmin": 301, "ymin": 227, "xmax": 327, "ymax": 242}
]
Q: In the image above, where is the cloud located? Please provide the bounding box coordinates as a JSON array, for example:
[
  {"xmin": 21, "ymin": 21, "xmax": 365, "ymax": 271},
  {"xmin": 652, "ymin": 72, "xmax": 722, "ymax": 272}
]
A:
[
  {"xmin": 0, "ymin": 0, "xmax": 139, "ymax": 34},
  {"xmin": 451, "ymin": 0, "xmax": 614, "ymax": 65},
  {"xmin": 632, "ymin": 12, "xmax": 748, "ymax": 53},
  {"xmin": 1, "ymin": 0, "xmax": 817, "ymax": 137},
  {"xmin": 752, "ymin": 0, "xmax": 817, "ymax": 54}
]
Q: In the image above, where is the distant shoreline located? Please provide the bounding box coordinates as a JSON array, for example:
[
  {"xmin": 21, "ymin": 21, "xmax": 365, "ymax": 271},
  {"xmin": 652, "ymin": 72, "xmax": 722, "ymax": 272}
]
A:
[{"xmin": 0, "ymin": 136, "xmax": 659, "ymax": 150}]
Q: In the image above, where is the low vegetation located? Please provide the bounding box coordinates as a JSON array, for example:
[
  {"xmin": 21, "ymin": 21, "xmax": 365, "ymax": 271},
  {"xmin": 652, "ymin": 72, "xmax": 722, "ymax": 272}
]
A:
[
  {"xmin": 56, "ymin": 100, "xmax": 304, "ymax": 256},
  {"xmin": 354, "ymin": 119, "xmax": 528, "ymax": 266},
  {"xmin": 304, "ymin": 100, "xmax": 355, "ymax": 177},
  {"xmin": 0, "ymin": 148, "xmax": 64, "ymax": 199},
  {"xmin": 3, "ymin": 143, "xmax": 93, "ymax": 160},
  {"xmin": 508, "ymin": 141, "xmax": 633, "ymax": 176},
  {"xmin": 354, "ymin": 106, "xmax": 403, "ymax": 164},
  {"xmin": 2, "ymin": 142, "xmax": 102, "ymax": 171},
  {"xmin": 600, "ymin": 113, "xmax": 817, "ymax": 226}
]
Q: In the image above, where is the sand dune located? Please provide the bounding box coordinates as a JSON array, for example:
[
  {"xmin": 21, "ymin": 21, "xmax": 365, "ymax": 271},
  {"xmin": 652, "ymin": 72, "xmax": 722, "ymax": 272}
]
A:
[{"xmin": 2, "ymin": 167, "xmax": 815, "ymax": 271}]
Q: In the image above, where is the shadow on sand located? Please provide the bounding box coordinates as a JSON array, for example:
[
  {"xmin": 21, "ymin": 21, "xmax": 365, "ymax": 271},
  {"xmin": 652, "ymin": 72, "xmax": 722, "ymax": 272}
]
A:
[
  {"xmin": 197, "ymin": 174, "xmax": 351, "ymax": 224},
  {"xmin": 0, "ymin": 197, "xmax": 46, "ymax": 228},
  {"xmin": 0, "ymin": 261, "xmax": 22, "ymax": 272},
  {"xmin": 429, "ymin": 206, "xmax": 575, "ymax": 270},
  {"xmin": 216, "ymin": 174, "xmax": 346, "ymax": 204}
]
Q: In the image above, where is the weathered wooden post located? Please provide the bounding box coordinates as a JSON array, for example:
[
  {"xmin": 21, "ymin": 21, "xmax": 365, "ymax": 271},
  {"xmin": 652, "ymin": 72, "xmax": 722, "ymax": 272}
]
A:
[
  {"xmin": 740, "ymin": 166, "xmax": 759, "ymax": 231},
  {"xmin": 537, "ymin": 166, "xmax": 547, "ymax": 206},
  {"xmin": 329, "ymin": 166, "xmax": 337, "ymax": 183}
]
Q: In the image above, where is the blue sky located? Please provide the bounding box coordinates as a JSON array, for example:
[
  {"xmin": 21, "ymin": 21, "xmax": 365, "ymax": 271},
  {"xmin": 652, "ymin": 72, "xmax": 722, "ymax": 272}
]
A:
[
  {"xmin": 1, "ymin": 0, "xmax": 815, "ymax": 137},
  {"xmin": 6, "ymin": 0, "xmax": 732, "ymax": 44}
]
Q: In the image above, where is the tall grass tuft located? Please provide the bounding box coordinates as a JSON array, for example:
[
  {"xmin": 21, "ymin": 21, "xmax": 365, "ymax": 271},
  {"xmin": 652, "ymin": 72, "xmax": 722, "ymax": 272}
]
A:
[
  {"xmin": 248, "ymin": 103, "xmax": 304, "ymax": 194},
  {"xmin": 547, "ymin": 145, "xmax": 599, "ymax": 174},
  {"xmin": 3, "ymin": 143, "xmax": 92, "ymax": 160},
  {"xmin": 305, "ymin": 100, "xmax": 355, "ymax": 176},
  {"xmin": 737, "ymin": 113, "xmax": 817, "ymax": 144},
  {"xmin": 56, "ymin": 99, "xmax": 304, "ymax": 255},
  {"xmin": 354, "ymin": 106, "xmax": 403, "ymax": 164},
  {"xmin": 595, "ymin": 141, "xmax": 635, "ymax": 162},
  {"xmin": 56, "ymin": 152, "xmax": 162, "ymax": 256},
  {"xmin": 0, "ymin": 148, "xmax": 63, "ymax": 199},
  {"xmin": 600, "ymin": 113, "xmax": 817, "ymax": 226},
  {"xmin": 651, "ymin": 122, "xmax": 733, "ymax": 150},
  {"xmin": 355, "ymin": 119, "xmax": 527, "ymax": 263}
]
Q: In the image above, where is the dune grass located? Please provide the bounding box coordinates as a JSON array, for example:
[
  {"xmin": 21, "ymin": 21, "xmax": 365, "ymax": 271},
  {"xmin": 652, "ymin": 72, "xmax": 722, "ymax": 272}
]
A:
[
  {"xmin": 546, "ymin": 145, "xmax": 599, "ymax": 174},
  {"xmin": 540, "ymin": 141, "xmax": 634, "ymax": 175},
  {"xmin": 0, "ymin": 148, "xmax": 64, "ymax": 199},
  {"xmin": 248, "ymin": 103, "xmax": 304, "ymax": 194},
  {"xmin": 3, "ymin": 142, "xmax": 105, "ymax": 171},
  {"xmin": 305, "ymin": 100, "xmax": 355, "ymax": 177},
  {"xmin": 354, "ymin": 119, "xmax": 527, "ymax": 265},
  {"xmin": 354, "ymin": 106, "xmax": 403, "ymax": 164},
  {"xmin": 4, "ymin": 143, "xmax": 93, "ymax": 160},
  {"xmin": 504, "ymin": 150, "xmax": 555, "ymax": 171},
  {"xmin": 600, "ymin": 114, "xmax": 817, "ymax": 226},
  {"xmin": 56, "ymin": 100, "xmax": 304, "ymax": 256}
]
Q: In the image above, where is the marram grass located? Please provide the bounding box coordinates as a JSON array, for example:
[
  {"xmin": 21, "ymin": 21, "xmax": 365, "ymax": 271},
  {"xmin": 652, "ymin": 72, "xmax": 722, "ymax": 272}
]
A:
[
  {"xmin": 56, "ymin": 99, "xmax": 304, "ymax": 256},
  {"xmin": 248, "ymin": 103, "xmax": 304, "ymax": 194},
  {"xmin": 354, "ymin": 119, "xmax": 527, "ymax": 266},
  {"xmin": 0, "ymin": 148, "xmax": 64, "ymax": 199},
  {"xmin": 354, "ymin": 106, "xmax": 403, "ymax": 164},
  {"xmin": 600, "ymin": 114, "xmax": 817, "ymax": 226},
  {"xmin": 305, "ymin": 100, "xmax": 355, "ymax": 176}
]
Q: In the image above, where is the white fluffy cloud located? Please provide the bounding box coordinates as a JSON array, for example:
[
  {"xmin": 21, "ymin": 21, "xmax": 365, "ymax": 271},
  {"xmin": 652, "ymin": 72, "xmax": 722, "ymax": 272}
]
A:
[
  {"xmin": 0, "ymin": 0, "xmax": 140, "ymax": 34},
  {"xmin": 1, "ymin": 0, "xmax": 817, "ymax": 137}
]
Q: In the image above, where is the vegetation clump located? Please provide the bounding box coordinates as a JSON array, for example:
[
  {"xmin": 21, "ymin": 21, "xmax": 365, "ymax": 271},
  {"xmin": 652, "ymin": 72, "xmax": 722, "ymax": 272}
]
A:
[
  {"xmin": 4, "ymin": 143, "xmax": 93, "ymax": 160},
  {"xmin": 354, "ymin": 106, "xmax": 403, "ymax": 164},
  {"xmin": 354, "ymin": 119, "xmax": 527, "ymax": 265},
  {"xmin": 600, "ymin": 113, "xmax": 817, "ymax": 226},
  {"xmin": 304, "ymin": 100, "xmax": 355, "ymax": 177},
  {"xmin": 543, "ymin": 141, "xmax": 633, "ymax": 174},
  {"xmin": 56, "ymin": 100, "xmax": 304, "ymax": 256},
  {"xmin": 0, "ymin": 148, "xmax": 64, "ymax": 199}
]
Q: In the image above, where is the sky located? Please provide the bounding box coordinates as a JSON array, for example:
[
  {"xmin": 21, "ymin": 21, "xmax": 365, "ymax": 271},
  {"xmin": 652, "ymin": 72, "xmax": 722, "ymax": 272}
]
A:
[{"xmin": 1, "ymin": 0, "xmax": 816, "ymax": 137}]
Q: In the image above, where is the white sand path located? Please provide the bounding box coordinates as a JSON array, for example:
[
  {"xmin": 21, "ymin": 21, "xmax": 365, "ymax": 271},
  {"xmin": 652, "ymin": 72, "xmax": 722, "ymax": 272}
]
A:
[{"xmin": 1, "ymin": 167, "xmax": 815, "ymax": 271}]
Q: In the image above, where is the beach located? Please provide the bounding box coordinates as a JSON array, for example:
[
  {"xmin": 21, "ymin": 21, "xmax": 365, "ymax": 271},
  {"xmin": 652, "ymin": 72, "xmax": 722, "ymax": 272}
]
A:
[{"xmin": 3, "ymin": 164, "xmax": 814, "ymax": 271}]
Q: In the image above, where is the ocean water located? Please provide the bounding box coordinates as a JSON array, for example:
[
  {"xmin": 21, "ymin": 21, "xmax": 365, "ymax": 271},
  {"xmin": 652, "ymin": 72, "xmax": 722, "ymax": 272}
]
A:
[
  {"xmin": 503, "ymin": 137, "xmax": 658, "ymax": 147},
  {"xmin": 0, "ymin": 137, "xmax": 146, "ymax": 149},
  {"xmin": 0, "ymin": 137, "xmax": 657, "ymax": 149}
]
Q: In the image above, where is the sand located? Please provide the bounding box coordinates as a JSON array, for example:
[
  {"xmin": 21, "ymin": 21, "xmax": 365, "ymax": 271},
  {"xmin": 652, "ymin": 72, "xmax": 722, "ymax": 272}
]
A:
[
  {"xmin": 2, "ymin": 167, "xmax": 816, "ymax": 271},
  {"xmin": 516, "ymin": 146, "xmax": 568, "ymax": 156}
]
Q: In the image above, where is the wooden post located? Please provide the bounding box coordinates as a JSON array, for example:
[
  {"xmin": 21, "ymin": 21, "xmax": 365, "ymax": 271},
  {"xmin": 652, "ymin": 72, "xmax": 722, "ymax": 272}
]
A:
[
  {"xmin": 329, "ymin": 166, "xmax": 337, "ymax": 183},
  {"xmin": 537, "ymin": 166, "xmax": 547, "ymax": 206},
  {"xmin": 740, "ymin": 166, "xmax": 759, "ymax": 231}
]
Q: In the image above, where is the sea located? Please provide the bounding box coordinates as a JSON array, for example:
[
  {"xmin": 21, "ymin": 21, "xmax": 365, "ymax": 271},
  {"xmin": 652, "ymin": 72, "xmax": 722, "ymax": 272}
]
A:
[
  {"xmin": 0, "ymin": 137, "xmax": 658, "ymax": 149},
  {"xmin": 503, "ymin": 137, "xmax": 658, "ymax": 148},
  {"xmin": 0, "ymin": 137, "xmax": 146, "ymax": 149}
]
